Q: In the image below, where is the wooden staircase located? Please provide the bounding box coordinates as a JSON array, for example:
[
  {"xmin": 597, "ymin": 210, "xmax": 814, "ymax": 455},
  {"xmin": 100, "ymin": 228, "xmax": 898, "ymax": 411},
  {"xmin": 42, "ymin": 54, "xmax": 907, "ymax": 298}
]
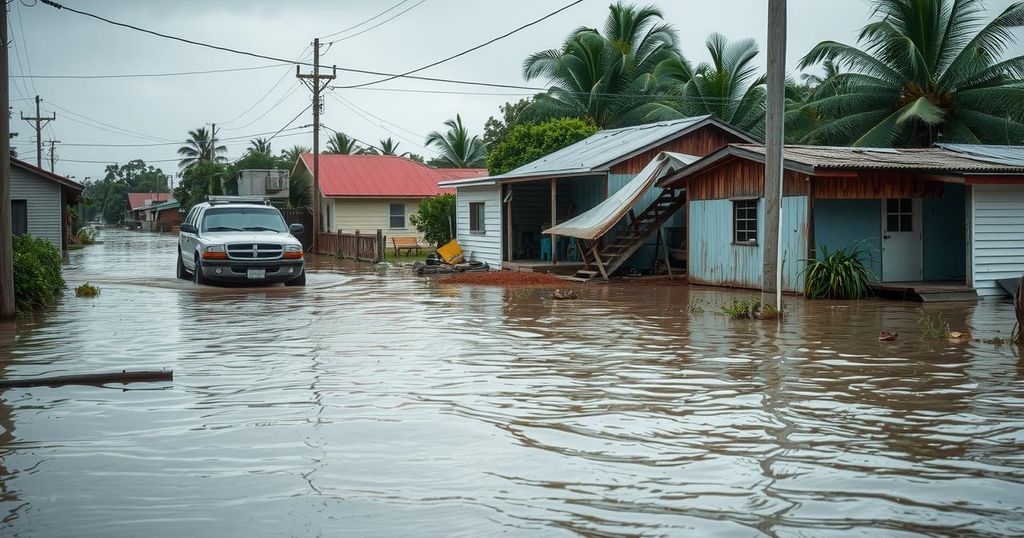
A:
[{"xmin": 572, "ymin": 189, "xmax": 685, "ymax": 281}]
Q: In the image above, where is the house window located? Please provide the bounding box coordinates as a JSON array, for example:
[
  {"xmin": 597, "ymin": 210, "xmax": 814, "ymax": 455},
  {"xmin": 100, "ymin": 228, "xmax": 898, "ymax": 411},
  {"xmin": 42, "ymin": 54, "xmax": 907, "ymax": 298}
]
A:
[
  {"xmin": 469, "ymin": 202, "xmax": 485, "ymax": 233},
  {"xmin": 389, "ymin": 203, "xmax": 406, "ymax": 229},
  {"xmin": 11, "ymin": 200, "xmax": 27, "ymax": 236},
  {"xmin": 886, "ymin": 198, "xmax": 913, "ymax": 232},
  {"xmin": 733, "ymin": 199, "xmax": 758, "ymax": 244}
]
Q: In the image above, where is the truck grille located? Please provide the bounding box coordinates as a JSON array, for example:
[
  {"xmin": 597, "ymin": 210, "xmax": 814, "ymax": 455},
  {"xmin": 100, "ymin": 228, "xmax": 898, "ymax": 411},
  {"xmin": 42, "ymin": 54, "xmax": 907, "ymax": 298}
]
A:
[{"xmin": 226, "ymin": 243, "xmax": 283, "ymax": 260}]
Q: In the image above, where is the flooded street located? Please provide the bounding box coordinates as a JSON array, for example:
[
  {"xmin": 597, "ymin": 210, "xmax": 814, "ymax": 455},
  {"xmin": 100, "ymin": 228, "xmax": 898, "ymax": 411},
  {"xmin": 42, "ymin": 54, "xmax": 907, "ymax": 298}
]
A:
[{"xmin": 1, "ymin": 230, "xmax": 1023, "ymax": 536}]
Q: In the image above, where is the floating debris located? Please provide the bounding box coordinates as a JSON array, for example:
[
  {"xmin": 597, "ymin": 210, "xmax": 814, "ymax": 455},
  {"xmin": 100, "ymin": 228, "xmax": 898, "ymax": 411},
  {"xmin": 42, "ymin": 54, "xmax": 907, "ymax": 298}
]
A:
[
  {"xmin": 551, "ymin": 289, "xmax": 578, "ymax": 300},
  {"xmin": 878, "ymin": 331, "xmax": 898, "ymax": 342}
]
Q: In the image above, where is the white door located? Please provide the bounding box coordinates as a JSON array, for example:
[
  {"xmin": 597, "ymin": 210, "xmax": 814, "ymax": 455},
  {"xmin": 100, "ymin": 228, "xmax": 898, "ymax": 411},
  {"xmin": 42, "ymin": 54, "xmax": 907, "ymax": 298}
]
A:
[{"xmin": 881, "ymin": 198, "xmax": 922, "ymax": 282}]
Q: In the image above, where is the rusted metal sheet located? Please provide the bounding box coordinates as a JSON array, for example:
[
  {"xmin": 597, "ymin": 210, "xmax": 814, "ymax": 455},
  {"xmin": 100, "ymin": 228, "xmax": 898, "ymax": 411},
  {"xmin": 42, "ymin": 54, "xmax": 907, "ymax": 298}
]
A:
[
  {"xmin": 609, "ymin": 125, "xmax": 746, "ymax": 175},
  {"xmin": 684, "ymin": 158, "xmax": 809, "ymax": 200},
  {"xmin": 688, "ymin": 196, "xmax": 807, "ymax": 293}
]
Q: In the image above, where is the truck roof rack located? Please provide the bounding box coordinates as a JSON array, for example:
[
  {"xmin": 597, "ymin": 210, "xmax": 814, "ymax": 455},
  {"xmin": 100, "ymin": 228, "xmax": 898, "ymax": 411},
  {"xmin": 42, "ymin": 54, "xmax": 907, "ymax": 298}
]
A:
[{"xmin": 206, "ymin": 195, "xmax": 270, "ymax": 205}]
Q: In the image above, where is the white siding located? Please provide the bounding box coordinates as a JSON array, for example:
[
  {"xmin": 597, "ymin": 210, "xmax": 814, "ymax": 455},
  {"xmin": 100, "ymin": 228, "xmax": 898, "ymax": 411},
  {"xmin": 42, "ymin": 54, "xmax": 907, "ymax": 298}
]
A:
[
  {"xmin": 972, "ymin": 184, "xmax": 1024, "ymax": 297},
  {"xmin": 328, "ymin": 197, "xmax": 422, "ymax": 236},
  {"xmin": 10, "ymin": 166, "xmax": 62, "ymax": 247},
  {"xmin": 455, "ymin": 185, "xmax": 502, "ymax": 269}
]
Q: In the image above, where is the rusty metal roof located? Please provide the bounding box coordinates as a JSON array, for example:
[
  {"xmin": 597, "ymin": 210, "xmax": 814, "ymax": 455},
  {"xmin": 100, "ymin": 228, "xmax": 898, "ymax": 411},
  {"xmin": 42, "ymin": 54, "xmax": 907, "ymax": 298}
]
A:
[
  {"xmin": 297, "ymin": 154, "xmax": 486, "ymax": 197},
  {"xmin": 936, "ymin": 144, "xmax": 1024, "ymax": 167},
  {"xmin": 441, "ymin": 115, "xmax": 756, "ymax": 187},
  {"xmin": 662, "ymin": 144, "xmax": 1024, "ymax": 186}
]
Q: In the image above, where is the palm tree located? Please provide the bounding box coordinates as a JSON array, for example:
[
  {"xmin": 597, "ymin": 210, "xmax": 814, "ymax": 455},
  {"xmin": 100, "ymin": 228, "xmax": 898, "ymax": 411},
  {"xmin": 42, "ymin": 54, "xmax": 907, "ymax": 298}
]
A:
[
  {"xmin": 425, "ymin": 115, "xmax": 487, "ymax": 168},
  {"xmin": 379, "ymin": 137, "xmax": 401, "ymax": 156},
  {"xmin": 248, "ymin": 137, "xmax": 272, "ymax": 154},
  {"xmin": 522, "ymin": 2, "xmax": 684, "ymax": 128},
  {"xmin": 652, "ymin": 33, "xmax": 767, "ymax": 136},
  {"xmin": 177, "ymin": 126, "xmax": 228, "ymax": 169},
  {"xmin": 798, "ymin": 0, "xmax": 1024, "ymax": 147},
  {"xmin": 325, "ymin": 132, "xmax": 364, "ymax": 154},
  {"xmin": 280, "ymin": 144, "xmax": 310, "ymax": 168}
]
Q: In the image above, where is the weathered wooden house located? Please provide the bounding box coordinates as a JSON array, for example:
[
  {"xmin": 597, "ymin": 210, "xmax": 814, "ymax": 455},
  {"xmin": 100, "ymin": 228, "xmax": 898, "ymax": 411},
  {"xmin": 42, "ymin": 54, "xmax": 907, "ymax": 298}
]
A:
[
  {"xmin": 439, "ymin": 116, "xmax": 756, "ymax": 273},
  {"xmin": 659, "ymin": 144, "xmax": 1024, "ymax": 299},
  {"xmin": 10, "ymin": 158, "xmax": 83, "ymax": 253}
]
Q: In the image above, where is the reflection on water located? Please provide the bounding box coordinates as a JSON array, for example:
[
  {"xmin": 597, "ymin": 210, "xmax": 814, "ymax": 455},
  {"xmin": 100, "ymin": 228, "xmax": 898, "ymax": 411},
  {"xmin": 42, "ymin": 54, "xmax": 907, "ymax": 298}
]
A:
[{"xmin": 0, "ymin": 230, "xmax": 1022, "ymax": 536}]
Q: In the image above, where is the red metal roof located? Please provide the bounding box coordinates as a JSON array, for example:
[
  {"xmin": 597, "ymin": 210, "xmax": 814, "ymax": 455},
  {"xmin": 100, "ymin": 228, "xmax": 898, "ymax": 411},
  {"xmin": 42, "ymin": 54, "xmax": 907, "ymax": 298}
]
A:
[
  {"xmin": 297, "ymin": 154, "xmax": 487, "ymax": 197},
  {"xmin": 126, "ymin": 192, "xmax": 173, "ymax": 210}
]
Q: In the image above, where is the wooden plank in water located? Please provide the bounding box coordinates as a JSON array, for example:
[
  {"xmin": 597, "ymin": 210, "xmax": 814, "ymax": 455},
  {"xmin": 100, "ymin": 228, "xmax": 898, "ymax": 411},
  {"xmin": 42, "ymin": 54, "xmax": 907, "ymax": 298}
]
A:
[{"xmin": 0, "ymin": 370, "xmax": 173, "ymax": 389}]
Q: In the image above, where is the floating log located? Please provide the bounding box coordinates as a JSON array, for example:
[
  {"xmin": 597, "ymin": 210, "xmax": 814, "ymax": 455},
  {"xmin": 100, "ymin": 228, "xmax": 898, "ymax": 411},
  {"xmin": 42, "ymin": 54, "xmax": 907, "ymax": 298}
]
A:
[{"xmin": 0, "ymin": 370, "xmax": 173, "ymax": 389}]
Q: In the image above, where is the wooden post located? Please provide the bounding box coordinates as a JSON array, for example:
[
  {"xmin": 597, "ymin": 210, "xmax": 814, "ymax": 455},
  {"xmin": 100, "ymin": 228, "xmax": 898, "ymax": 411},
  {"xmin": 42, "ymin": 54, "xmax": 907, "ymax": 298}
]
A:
[
  {"xmin": 659, "ymin": 227, "xmax": 673, "ymax": 278},
  {"xmin": 1015, "ymin": 277, "xmax": 1023, "ymax": 341},
  {"xmin": 762, "ymin": 0, "xmax": 787, "ymax": 308},
  {"xmin": 336, "ymin": 229, "xmax": 342, "ymax": 259},
  {"xmin": 355, "ymin": 230, "xmax": 362, "ymax": 262},
  {"xmin": 0, "ymin": 5, "xmax": 12, "ymax": 319},
  {"xmin": 590, "ymin": 244, "xmax": 609, "ymax": 280},
  {"xmin": 376, "ymin": 229, "xmax": 383, "ymax": 262},
  {"xmin": 550, "ymin": 178, "xmax": 558, "ymax": 265},
  {"xmin": 505, "ymin": 185, "xmax": 513, "ymax": 262}
]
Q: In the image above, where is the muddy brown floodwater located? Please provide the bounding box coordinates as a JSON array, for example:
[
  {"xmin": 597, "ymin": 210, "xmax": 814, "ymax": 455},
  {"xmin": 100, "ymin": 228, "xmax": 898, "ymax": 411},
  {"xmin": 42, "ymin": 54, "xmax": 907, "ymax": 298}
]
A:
[{"xmin": 1, "ymin": 229, "xmax": 1023, "ymax": 537}]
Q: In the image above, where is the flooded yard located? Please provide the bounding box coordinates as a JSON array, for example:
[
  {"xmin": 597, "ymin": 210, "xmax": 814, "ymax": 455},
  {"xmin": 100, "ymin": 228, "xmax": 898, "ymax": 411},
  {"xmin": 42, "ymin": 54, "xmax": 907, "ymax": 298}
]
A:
[{"xmin": 1, "ymin": 230, "xmax": 1023, "ymax": 536}]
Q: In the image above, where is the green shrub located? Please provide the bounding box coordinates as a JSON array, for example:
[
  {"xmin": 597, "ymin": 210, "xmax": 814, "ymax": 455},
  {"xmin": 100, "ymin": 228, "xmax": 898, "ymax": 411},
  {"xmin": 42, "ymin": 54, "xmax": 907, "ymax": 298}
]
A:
[
  {"xmin": 720, "ymin": 296, "xmax": 782, "ymax": 320},
  {"xmin": 76, "ymin": 227, "xmax": 100, "ymax": 245},
  {"xmin": 802, "ymin": 243, "xmax": 876, "ymax": 299},
  {"xmin": 410, "ymin": 193, "xmax": 456, "ymax": 247},
  {"xmin": 12, "ymin": 234, "xmax": 65, "ymax": 311},
  {"xmin": 75, "ymin": 282, "xmax": 100, "ymax": 297},
  {"xmin": 486, "ymin": 117, "xmax": 598, "ymax": 176},
  {"xmin": 919, "ymin": 311, "xmax": 951, "ymax": 339}
]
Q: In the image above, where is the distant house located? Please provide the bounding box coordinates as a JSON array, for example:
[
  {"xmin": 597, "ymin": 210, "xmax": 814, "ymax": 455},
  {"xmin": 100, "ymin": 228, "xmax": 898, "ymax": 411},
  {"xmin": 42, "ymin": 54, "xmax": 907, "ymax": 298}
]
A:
[
  {"xmin": 142, "ymin": 200, "xmax": 182, "ymax": 232},
  {"xmin": 293, "ymin": 154, "xmax": 486, "ymax": 237},
  {"xmin": 10, "ymin": 158, "xmax": 84, "ymax": 253},
  {"xmin": 124, "ymin": 192, "xmax": 173, "ymax": 227},
  {"xmin": 438, "ymin": 116, "xmax": 756, "ymax": 273},
  {"xmin": 660, "ymin": 144, "xmax": 1024, "ymax": 299}
]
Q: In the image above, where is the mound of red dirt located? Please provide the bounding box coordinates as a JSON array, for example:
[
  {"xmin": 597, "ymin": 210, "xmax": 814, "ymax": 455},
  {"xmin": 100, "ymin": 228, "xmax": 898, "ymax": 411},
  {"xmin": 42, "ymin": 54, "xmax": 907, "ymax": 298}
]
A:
[{"xmin": 438, "ymin": 271, "xmax": 572, "ymax": 287}]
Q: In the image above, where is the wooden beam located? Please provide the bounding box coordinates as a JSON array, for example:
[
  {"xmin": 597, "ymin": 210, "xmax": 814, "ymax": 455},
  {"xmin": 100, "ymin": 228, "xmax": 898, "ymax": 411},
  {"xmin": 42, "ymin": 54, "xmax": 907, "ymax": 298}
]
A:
[
  {"xmin": 550, "ymin": 178, "xmax": 558, "ymax": 265},
  {"xmin": 0, "ymin": 370, "xmax": 173, "ymax": 389},
  {"xmin": 658, "ymin": 227, "xmax": 673, "ymax": 278},
  {"xmin": 590, "ymin": 244, "xmax": 609, "ymax": 280},
  {"xmin": 965, "ymin": 176, "xmax": 1024, "ymax": 185},
  {"xmin": 505, "ymin": 184, "xmax": 513, "ymax": 262}
]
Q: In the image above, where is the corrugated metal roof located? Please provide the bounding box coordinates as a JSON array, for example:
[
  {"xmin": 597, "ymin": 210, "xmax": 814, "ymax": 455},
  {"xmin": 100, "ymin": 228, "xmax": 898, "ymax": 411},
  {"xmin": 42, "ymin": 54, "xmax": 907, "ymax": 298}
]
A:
[
  {"xmin": 297, "ymin": 154, "xmax": 486, "ymax": 197},
  {"xmin": 734, "ymin": 145, "xmax": 1024, "ymax": 173},
  {"xmin": 936, "ymin": 144, "xmax": 1024, "ymax": 167},
  {"xmin": 127, "ymin": 192, "xmax": 173, "ymax": 210}
]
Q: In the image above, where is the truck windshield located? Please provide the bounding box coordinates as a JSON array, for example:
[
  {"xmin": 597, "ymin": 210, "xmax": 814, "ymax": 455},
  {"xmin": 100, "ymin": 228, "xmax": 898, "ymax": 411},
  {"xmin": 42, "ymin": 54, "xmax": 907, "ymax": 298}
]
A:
[{"xmin": 202, "ymin": 207, "xmax": 288, "ymax": 233}]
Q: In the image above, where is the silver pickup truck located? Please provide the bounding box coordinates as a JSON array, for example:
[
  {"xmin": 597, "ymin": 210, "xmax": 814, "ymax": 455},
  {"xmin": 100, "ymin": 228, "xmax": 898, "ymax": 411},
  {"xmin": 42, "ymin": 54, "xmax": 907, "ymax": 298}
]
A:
[{"xmin": 177, "ymin": 199, "xmax": 306, "ymax": 286}]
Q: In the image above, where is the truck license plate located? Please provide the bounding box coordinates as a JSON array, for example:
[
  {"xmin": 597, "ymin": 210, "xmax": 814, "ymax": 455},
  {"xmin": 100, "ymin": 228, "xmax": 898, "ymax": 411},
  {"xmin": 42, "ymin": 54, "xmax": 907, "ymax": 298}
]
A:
[{"xmin": 247, "ymin": 269, "xmax": 266, "ymax": 279}]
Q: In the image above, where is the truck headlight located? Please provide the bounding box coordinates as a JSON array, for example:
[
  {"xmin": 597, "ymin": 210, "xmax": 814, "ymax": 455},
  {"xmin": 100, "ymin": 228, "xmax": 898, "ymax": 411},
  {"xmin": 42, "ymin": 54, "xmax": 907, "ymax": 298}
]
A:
[
  {"xmin": 283, "ymin": 244, "xmax": 304, "ymax": 259},
  {"xmin": 202, "ymin": 244, "xmax": 227, "ymax": 259}
]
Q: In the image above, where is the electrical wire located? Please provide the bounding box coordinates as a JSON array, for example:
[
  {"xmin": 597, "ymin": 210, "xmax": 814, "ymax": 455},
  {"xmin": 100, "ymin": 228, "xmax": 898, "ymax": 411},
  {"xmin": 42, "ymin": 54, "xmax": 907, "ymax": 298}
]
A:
[
  {"xmin": 221, "ymin": 82, "xmax": 303, "ymax": 132},
  {"xmin": 11, "ymin": 63, "xmax": 292, "ymax": 79},
  {"xmin": 58, "ymin": 126, "xmax": 310, "ymax": 147},
  {"xmin": 325, "ymin": 0, "xmax": 427, "ymax": 45},
  {"xmin": 336, "ymin": 0, "xmax": 583, "ymax": 89},
  {"xmin": 320, "ymin": 0, "xmax": 410, "ymax": 40},
  {"xmin": 45, "ymin": 101, "xmax": 175, "ymax": 142},
  {"xmin": 218, "ymin": 43, "xmax": 312, "ymax": 127}
]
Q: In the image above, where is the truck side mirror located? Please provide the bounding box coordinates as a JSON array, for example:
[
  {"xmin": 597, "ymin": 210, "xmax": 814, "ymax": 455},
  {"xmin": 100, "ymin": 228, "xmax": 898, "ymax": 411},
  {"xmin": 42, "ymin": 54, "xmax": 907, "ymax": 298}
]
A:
[
  {"xmin": 181, "ymin": 223, "xmax": 198, "ymax": 234},
  {"xmin": 289, "ymin": 223, "xmax": 304, "ymax": 234}
]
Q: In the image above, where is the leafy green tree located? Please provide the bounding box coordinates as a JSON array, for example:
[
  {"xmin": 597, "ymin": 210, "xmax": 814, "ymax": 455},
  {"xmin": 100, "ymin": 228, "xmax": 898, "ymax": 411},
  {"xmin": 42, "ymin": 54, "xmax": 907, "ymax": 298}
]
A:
[
  {"xmin": 103, "ymin": 160, "xmax": 170, "ymax": 193},
  {"xmin": 798, "ymin": 0, "xmax": 1024, "ymax": 147},
  {"xmin": 653, "ymin": 33, "xmax": 767, "ymax": 136},
  {"xmin": 425, "ymin": 114, "xmax": 487, "ymax": 168},
  {"xmin": 178, "ymin": 126, "xmax": 228, "ymax": 169},
  {"xmin": 487, "ymin": 117, "xmax": 598, "ymax": 175},
  {"xmin": 523, "ymin": 2, "xmax": 683, "ymax": 128},
  {"xmin": 248, "ymin": 137, "xmax": 272, "ymax": 154},
  {"xmin": 405, "ymin": 153, "xmax": 425, "ymax": 164},
  {"xmin": 174, "ymin": 160, "xmax": 227, "ymax": 213},
  {"xmin": 289, "ymin": 171, "xmax": 311, "ymax": 208},
  {"xmin": 483, "ymin": 98, "xmax": 535, "ymax": 150},
  {"xmin": 409, "ymin": 194, "xmax": 456, "ymax": 247},
  {"xmin": 280, "ymin": 145, "xmax": 310, "ymax": 168},
  {"xmin": 325, "ymin": 132, "xmax": 363, "ymax": 154},
  {"xmin": 378, "ymin": 137, "xmax": 400, "ymax": 156},
  {"xmin": 12, "ymin": 234, "xmax": 64, "ymax": 311}
]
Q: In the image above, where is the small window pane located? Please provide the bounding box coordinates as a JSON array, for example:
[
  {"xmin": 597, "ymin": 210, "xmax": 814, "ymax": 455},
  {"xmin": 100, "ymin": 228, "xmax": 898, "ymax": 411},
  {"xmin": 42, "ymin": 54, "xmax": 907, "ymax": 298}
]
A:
[
  {"xmin": 886, "ymin": 199, "xmax": 899, "ymax": 213},
  {"xmin": 900, "ymin": 214, "xmax": 912, "ymax": 231},
  {"xmin": 886, "ymin": 214, "xmax": 899, "ymax": 232},
  {"xmin": 389, "ymin": 203, "xmax": 405, "ymax": 229},
  {"xmin": 899, "ymin": 199, "xmax": 912, "ymax": 213},
  {"xmin": 469, "ymin": 202, "xmax": 485, "ymax": 233}
]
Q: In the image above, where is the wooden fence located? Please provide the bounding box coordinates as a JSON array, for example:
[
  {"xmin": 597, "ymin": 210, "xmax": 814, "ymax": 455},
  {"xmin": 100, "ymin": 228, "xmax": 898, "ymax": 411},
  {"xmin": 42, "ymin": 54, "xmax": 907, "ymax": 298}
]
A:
[
  {"xmin": 317, "ymin": 230, "xmax": 384, "ymax": 262},
  {"xmin": 280, "ymin": 206, "xmax": 314, "ymax": 251}
]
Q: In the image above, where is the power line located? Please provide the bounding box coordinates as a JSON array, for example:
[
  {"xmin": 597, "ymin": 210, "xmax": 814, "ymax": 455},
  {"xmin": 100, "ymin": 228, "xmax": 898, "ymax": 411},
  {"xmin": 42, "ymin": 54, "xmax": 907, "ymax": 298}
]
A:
[
  {"xmin": 218, "ymin": 44, "xmax": 312, "ymax": 127},
  {"xmin": 325, "ymin": 0, "xmax": 427, "ymax": 45},
  {"xmin": 221, "ymin": 82, "xmax": 303, "ymax": 132},
  {"xmin": 57, "ymin": 126, "xmax": 310, "ymax": 147},
  {"xmin": 10, "ymin": 63, "xmax": 290, "ymax": 79},
  {"xmin": 46, "ymin": 101, "xmax": 175, "ymax": 142},
  {"xmin": 320, "ymin": 0, "xmax": 410, "ymax": 40},
  {"xmin": 336, "ymin": 0, "xmax": 584, "ymax": 89}
]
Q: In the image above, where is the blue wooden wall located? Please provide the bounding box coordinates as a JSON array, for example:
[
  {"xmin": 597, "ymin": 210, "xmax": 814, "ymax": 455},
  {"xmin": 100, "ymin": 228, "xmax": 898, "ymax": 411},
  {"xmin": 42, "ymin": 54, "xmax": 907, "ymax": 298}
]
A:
[
  {"xmin": 688, "ymin": 196, "xmax": 808, "ymax": 292},
  {"xmin": 813, "ymin": 199, "xmax": 882, "ymax": 278},
  {"xmin": 922, "ymin": 184, "xmax": 966, "ymax": 281}
]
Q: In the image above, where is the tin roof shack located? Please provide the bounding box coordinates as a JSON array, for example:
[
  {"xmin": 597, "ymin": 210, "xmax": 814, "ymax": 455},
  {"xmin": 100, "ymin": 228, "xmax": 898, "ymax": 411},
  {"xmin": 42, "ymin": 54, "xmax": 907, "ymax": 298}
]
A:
[
  {"xmin": 293, "ymin": 153, "xmax": 485, "ymax": 238},
  {"xmin": 661, "ymin": 144, "xmax": 1024, "ymax": 300},
  {"xmin": 439, "ymin": 116, "xmax": 756, "ymax": 273},
  {"xmin": 143, "ymin": 200, "xmax": 182, "ymax": 232},
  {"xmin": 10, "ymin": 158, "xmax": 84, "ymax": 253},
  {"xmin": 124, "ymin": 192, "xmax": 172, "ymax": 227}
]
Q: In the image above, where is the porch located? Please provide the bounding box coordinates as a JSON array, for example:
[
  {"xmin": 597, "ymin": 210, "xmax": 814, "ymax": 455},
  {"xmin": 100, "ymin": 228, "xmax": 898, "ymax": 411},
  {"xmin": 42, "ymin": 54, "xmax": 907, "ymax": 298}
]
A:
[{"xmin": 870, "ymin": 281, "xmax": 978, "ymax": 302}]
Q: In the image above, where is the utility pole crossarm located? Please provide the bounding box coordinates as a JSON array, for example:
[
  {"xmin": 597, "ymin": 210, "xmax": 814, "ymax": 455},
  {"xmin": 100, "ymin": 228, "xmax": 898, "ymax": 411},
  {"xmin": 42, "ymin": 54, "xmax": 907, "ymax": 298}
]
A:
[{"xmin": 22, "ymin": 95, "xmax": 56, "ymax": 169}]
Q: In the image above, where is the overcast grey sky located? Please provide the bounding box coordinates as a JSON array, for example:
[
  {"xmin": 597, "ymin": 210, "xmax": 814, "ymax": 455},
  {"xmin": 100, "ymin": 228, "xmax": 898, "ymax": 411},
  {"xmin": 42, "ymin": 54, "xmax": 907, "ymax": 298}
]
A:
[{"xmin": 8, "ymin": 0, "xmax": 1023, "ymax": 185}]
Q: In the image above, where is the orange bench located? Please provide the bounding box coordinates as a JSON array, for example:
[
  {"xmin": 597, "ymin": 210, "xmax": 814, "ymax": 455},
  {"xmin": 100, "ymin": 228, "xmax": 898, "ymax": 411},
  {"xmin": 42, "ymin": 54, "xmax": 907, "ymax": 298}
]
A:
[{"xmin": 391, "ymin": 236, "xmax": 425, "ymax": 257}]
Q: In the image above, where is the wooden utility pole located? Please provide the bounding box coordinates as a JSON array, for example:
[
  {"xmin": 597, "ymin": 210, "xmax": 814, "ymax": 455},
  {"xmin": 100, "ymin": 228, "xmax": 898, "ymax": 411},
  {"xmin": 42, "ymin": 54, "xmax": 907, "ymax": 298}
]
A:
[
  {"xmin": 296, "ymin": 38, "xmax": 337, "ymax": 252},
  {"xmin": 21, "ymin": 95, "xmax": 55, "ymax": 169},
  {"xmin": 763, "ymin": 0, "xmax": 787, "ymax": 309},
  {"xmin": 0, "ymin": 5, "xmax": 14, "ymax": 319},
  {"xmin": 45, "ymin": 140, "xmax": 60, "ymax": 172}
]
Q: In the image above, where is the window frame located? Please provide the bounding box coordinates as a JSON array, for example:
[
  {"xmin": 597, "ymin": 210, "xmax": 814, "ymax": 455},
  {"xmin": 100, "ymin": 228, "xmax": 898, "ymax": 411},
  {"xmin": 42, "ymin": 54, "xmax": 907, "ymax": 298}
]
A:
[
  {"xmin": 469, "ymin": 202, "xmax": 486, "ymax": 234},
  {"xmin": 11, "ymin": 199, "xmax": 27, "ymax": 236},
  {"xmin": 388, "ymin": 202, "xmax": 406, "ymax": 229},
  {"xmin": 732, "ymin": 199, "xmax": 759, "ymax": 246}
]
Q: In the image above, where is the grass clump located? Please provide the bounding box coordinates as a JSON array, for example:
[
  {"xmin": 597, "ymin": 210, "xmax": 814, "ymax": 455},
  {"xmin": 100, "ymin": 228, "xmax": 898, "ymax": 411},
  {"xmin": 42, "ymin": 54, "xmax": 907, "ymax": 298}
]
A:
[
  {"xmin": 721, "ymin": 296, "xmax": 782, "ymax": 320},
  {"xmin": 686, "ymin": 296, "xmax": 707, "ymax": 315},
  {"xmin": 12, "ymin": 234, "xmax": 65, "ymax": 311},
  {"xmin": 919, "ymin": 311, "xmax": 951, "ymax": 339},
  {"xmin": 75, "ymin": 283, "xmax": 100, "ymax": 297},
  {"xmin": 802, "ymin": 243, "xmax": 876, "ymax": 299},
  {"xmin": 76, "ymin": 227, "xmax": 100, "ymax": 245}
]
